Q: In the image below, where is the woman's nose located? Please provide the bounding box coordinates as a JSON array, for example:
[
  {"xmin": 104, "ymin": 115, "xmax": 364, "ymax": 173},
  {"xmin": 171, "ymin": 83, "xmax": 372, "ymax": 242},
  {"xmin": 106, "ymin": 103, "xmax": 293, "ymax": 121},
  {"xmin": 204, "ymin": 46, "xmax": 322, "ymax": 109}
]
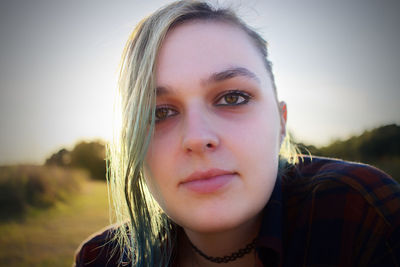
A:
[{"xmin": 181, "ymin": 108, "xmax": 219, "ymax": 154}]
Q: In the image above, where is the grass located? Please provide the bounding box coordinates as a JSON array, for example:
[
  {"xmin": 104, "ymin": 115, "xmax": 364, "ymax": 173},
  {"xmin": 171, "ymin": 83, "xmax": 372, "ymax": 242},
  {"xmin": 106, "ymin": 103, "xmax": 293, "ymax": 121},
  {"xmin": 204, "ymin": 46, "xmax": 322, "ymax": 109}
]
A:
[{"xmin": 0, "ymin": 180, "xmax": 110, "ymax": 267}]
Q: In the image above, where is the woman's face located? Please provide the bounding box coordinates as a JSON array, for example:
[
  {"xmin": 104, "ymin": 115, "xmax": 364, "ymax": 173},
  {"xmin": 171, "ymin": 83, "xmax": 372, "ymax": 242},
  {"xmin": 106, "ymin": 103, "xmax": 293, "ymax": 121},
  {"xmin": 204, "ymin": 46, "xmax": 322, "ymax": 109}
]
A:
[{"xmin": 145, "ymin": 21, "xmax": 286, "ymax": 233}]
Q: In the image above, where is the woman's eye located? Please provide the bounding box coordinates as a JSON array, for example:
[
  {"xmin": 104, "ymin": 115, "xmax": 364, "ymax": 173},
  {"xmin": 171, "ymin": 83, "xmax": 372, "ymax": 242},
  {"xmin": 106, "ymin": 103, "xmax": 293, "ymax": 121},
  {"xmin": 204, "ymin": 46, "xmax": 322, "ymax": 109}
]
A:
[
  {"xmin": 155, "ymin": 106, "xmax": 178, "ymax": 122},
  {"xmin": 215, "ymin": 90, "xmax": 251, "ymax": 106}
]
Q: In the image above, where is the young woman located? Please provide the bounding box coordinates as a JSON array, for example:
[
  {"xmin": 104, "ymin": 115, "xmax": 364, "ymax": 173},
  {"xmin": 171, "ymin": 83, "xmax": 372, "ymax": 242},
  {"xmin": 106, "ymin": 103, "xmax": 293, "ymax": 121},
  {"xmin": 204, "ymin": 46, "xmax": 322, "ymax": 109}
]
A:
[{"xmin": 74, "ymin": 1, "xmax": 400, "ymax": 266}]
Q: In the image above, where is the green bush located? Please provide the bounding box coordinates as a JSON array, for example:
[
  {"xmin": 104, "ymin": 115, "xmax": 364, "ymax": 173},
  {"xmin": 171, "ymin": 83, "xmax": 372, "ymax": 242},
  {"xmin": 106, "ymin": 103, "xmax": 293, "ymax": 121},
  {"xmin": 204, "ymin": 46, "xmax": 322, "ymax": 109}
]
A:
[
  {"xmin": 46, "ymin": 140, "xmax": 107, "ymax": 181},
  {"xmin": 70, "ymin": 141, "xmax": 106, "ymax": 181},
  {"xmin": 0, "ymin": 165, "xmax": 88, "ymax": 220}
]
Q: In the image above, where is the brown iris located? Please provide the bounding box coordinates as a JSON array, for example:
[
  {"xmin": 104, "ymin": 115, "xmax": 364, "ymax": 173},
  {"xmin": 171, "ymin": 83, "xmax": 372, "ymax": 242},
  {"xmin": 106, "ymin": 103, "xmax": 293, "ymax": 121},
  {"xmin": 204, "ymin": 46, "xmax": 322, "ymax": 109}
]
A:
[
  {"xmin": 155, "ymin": 107, "xmax": 168, "ymax": 121},
  {"xmin": 224, "ymin": 94, "xmax": 239, "ymax": 104}
]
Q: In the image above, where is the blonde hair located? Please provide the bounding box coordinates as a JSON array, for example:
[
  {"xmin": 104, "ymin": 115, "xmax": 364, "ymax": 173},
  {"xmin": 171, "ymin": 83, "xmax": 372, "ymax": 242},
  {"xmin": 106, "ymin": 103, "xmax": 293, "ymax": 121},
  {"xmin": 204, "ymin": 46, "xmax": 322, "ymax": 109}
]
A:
[{"xmin": 107, "ymin": 1, "xmax": 299, "ymax": 266}]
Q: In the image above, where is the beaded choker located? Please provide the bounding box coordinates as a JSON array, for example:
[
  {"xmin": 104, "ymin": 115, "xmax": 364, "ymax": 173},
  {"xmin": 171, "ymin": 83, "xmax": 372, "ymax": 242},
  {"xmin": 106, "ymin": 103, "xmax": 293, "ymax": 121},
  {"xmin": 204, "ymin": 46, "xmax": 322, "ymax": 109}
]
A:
[{"xmin": 189, "ymin": 238, "xmax": 257, "ymax": 264}]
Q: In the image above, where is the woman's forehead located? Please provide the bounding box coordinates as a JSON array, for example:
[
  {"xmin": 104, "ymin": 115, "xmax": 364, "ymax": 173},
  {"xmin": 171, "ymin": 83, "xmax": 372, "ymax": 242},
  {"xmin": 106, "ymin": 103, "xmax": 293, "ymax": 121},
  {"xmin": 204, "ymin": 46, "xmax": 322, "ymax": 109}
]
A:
[
  {"xmin": 160, "ymin": 20, "xmax": 256, "ymax": 56},
  {"xmin": 155, "ymin": 21, "xmax": 269, "ymax": 88}
]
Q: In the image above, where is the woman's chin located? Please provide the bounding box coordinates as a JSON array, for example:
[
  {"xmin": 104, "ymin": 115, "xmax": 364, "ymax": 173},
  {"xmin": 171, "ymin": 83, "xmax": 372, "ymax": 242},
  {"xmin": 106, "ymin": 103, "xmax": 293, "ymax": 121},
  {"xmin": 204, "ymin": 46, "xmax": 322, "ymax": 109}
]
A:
[
  {"xmin": 178, "ymin": 209, "xmax": 261, "ymax": 235},
  {"xmin": 183, "ymin": 219, "xmax": 241, "ymax": 234}
]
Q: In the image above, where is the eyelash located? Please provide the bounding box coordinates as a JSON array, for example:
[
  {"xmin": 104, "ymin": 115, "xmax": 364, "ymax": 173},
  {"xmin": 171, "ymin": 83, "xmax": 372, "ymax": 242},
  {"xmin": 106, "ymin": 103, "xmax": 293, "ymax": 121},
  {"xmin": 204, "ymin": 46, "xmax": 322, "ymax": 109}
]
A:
[
  {"xmin": 215, "ymin": 90, "xmax": 252, "ymax": 106},
  {"xmin": 154, "ymin": 105, "xmax": 179, "ymax": 123},
  {"xmin": 154, "ymin": 90, "xmax": 252, "ymax": 123}
]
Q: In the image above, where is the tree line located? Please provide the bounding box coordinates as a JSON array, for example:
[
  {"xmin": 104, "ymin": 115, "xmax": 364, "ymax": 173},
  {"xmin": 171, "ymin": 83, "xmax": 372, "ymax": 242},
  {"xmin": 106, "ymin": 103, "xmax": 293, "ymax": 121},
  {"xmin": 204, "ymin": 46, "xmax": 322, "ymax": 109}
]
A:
[
  {"xmin": 45, "ymin": 140, "xmax": 106, "ymax": 181},
  {"xmin": 297, "ymin": 124, "xmax": 400, "ymax": 181}
]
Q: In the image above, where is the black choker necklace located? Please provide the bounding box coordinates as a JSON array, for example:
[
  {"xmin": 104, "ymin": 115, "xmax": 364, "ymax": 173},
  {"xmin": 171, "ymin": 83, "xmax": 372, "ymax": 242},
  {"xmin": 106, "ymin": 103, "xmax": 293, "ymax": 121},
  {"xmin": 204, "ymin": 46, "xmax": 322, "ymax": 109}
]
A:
[{"xmin": 189, "ymin": 238, "xmax": 257, "ymax": 264}]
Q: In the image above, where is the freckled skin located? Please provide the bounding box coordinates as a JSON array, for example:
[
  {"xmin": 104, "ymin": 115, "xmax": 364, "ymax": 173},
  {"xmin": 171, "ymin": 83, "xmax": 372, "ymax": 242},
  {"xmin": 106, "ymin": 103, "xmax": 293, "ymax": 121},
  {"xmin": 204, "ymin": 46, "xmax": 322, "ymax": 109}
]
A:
[{"xmin": 144, "ymin": 21, "xmax": 286, "ymax": 235}]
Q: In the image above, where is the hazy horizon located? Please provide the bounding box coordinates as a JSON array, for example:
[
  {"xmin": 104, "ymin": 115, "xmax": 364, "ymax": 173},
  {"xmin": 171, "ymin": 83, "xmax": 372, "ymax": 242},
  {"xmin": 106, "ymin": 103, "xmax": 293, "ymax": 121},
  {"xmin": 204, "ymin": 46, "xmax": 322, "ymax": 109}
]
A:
[{"xmin": 1, "ymin": 0, "xmax": 399, "ymax": 165}]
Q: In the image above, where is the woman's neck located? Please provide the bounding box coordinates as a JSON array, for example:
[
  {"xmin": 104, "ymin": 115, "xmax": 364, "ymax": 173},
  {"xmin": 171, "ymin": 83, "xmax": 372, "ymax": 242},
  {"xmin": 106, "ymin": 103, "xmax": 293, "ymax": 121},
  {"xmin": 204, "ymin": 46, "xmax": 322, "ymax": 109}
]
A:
[{"xmin": 178, "ymin": 212, "xmax": 263, "ymax": 267}]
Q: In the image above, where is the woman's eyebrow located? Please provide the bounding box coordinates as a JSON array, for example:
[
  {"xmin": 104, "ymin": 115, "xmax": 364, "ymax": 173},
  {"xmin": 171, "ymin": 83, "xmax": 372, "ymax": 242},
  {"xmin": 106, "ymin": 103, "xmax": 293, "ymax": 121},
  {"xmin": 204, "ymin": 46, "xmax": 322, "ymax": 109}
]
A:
[
  {"xmin": 206, "ymin": 67, "xmax": 261, "ymax": 85},
  {"xmin": 155, "ymin": 67, "xmax": 260, "ymax": 97},
  {"xmin": 156, "ymin": 86, "xmax": 170, "ymax": 97}
]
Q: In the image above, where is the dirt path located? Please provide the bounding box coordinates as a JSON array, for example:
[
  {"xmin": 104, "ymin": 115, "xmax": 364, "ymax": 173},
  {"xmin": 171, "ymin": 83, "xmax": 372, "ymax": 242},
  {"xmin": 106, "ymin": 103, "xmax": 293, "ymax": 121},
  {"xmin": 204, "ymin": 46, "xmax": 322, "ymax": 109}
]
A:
[{"xmin": 0, "ymin": 180, "xmax": 110, "ymax": 267}]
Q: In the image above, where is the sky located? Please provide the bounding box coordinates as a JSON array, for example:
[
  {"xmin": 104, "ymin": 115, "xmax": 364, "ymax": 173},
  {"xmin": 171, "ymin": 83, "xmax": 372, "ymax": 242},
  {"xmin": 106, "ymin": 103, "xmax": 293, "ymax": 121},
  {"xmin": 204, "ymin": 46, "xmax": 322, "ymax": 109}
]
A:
[{"xmin": 0, "ymin": 0, "xmax": 399, "ymax": 165}]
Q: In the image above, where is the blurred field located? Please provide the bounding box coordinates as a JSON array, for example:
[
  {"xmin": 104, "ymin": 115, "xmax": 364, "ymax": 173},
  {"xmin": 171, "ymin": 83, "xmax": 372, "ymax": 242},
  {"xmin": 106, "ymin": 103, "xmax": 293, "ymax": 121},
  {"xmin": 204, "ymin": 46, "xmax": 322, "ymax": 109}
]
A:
[
  {"xmin": 0, "ymin": 180, "xmax": 110, "ymax": 267},
  {"xmin": 0, "ymin": 165, "xmax": 88, "ymax": 220}
]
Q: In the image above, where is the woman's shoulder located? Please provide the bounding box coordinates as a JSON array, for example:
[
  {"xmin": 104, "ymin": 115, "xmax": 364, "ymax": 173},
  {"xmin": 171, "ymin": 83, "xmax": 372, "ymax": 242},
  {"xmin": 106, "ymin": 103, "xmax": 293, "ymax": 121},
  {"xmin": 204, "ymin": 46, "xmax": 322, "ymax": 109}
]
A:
[
  {"xmin": 284, "ymin": 155, "xmax": 400, "ymax": 228},
  {"xmin": 283, "ymin": 156, "xmax": 400, "ymax": 265},
  {"xmin": 294, "ymin": 155, "xmax": 395, "ymax": 182},
  {"xmin": 288, "ymin": 156, "xmax": 399, "ymax": 197},
  {"xmin": 73, "ymin": 224, "xmax": 124, "ymax": 267}
]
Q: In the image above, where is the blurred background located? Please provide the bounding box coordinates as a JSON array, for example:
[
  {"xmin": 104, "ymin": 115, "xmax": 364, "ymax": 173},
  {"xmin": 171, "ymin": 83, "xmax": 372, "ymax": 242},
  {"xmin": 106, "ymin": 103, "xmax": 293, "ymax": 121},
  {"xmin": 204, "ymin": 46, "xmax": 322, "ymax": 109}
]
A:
[{"xmin": 0, "ymin": 0, "xmax": 399, "ymax": 266}]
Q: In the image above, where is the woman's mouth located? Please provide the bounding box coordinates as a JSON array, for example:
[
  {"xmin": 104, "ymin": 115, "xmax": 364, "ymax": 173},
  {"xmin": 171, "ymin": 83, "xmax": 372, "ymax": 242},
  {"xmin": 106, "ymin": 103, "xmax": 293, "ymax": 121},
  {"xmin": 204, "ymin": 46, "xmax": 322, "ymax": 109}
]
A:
[{"xmin": 180, "ymin": 168, "xmax": 236, "ymax": 194}]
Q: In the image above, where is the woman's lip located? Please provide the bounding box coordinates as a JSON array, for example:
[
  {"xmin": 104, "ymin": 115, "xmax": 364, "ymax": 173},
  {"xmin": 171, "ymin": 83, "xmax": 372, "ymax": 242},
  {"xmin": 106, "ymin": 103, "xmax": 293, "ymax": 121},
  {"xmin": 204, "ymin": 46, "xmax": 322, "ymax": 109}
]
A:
[
  {"xmin": 180, "ymin": 169, "xmax": 236, "ymax": 194},
  {"xmin": 181, "ymin": 169, "xmax": 235, "ymax": 184}
]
